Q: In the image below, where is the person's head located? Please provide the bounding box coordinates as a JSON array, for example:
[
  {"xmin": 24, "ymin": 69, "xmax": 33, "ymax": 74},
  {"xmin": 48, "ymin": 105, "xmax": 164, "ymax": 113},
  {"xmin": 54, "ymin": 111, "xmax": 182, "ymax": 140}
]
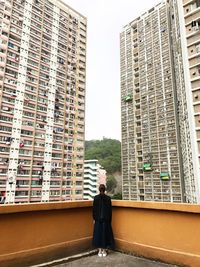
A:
[{"xmin": 99, "ymin": 184, "xmax": 106, "ymax": 194}]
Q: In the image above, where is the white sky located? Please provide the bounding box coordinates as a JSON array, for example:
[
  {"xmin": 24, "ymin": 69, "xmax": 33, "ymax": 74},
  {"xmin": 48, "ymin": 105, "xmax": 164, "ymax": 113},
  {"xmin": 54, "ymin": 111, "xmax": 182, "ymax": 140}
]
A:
[{"xmin": 64, "ymin": 0, "xmax": 161, "ymax": 141}]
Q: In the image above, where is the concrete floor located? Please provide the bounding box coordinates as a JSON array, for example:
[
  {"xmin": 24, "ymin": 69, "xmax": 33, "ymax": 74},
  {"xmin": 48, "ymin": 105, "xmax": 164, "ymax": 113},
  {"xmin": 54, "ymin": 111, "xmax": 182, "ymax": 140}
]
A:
[{"xmin": 54, "ymin": 251, "xmax": 178, "ymax": 267}]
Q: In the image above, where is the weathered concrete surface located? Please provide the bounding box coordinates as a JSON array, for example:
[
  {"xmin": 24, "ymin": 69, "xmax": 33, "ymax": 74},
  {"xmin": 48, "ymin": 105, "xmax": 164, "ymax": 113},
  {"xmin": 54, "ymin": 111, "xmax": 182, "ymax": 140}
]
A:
[{"xmin": 55, "ymin": 251, "xmax": 178, "ymax": 267}]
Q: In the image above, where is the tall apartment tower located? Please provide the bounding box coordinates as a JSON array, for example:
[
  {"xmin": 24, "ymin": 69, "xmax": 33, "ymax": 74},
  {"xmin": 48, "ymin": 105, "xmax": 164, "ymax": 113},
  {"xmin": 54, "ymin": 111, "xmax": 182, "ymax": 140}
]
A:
[
  {"xmin": 0, "ymin": 0, "xmax": 86, "ymax": 203},
  {"xmin": 175, "ymin": 0, "xmax": 200, "ymax": 201},
  {"xmin": 120, "ymin": 0, "xmax": 198, "ymax": 203}
]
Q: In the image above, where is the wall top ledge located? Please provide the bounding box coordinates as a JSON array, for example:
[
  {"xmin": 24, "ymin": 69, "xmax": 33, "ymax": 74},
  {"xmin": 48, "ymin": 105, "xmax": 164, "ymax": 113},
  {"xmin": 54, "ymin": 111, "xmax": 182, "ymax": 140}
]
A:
[
  {"xmin": 0, "ymin": 200, "xmax": 93, "ymax": 214},
  {"xmin": 0, "ymin": 200, "xmax": 200, "ymax": 215},
  {"xmin": 112, "ymin": 200, "xmax": 200, "ymax": 213}
]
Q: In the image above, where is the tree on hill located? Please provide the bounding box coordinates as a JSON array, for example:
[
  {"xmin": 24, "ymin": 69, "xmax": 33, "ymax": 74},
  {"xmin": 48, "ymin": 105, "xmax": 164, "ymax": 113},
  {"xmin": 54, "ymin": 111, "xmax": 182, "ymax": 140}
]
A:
[
  {"xmin": 85, "ymin": 138, "xmax": 121, "ymax": 174},
  {"xmin": 106, "ymin": 175, "xmax": 117, "ymax": 193},
  {"xmin": 112, "ymin": 192, "xmax": 122, "ymax": 200}
]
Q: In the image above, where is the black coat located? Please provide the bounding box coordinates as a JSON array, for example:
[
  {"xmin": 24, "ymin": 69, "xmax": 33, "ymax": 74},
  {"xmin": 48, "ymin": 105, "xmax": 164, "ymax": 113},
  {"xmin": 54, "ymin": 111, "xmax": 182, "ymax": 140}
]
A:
[
  {"xmin": 92, "ymin": 194, "xmax": 114, "ymax": 249},
  {"xmin": 93, "ymin": 194, "xmax": 112, "ymax": 222}
]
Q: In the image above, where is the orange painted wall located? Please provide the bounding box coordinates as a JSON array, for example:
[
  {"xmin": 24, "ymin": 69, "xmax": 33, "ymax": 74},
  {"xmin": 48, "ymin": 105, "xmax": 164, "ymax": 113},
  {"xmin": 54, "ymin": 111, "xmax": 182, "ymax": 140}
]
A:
[
  {"xmin": 112, "ymin": 201, "xmax": 200, "ymax": 267},
  {"xmin": 0, "ymin": 201, "xmax": 93, "ymax": 267},
  {"xmin": 0, "ymin": 201, "xmax": 200, "ymax": 267}
]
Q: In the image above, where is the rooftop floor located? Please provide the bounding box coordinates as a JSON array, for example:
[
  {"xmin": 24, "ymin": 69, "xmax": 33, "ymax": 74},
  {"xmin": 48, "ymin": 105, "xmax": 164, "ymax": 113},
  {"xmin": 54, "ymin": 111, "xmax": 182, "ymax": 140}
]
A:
[{"xmin": 52, "ymin": 251, "xmax": 178, "ymax": 267}]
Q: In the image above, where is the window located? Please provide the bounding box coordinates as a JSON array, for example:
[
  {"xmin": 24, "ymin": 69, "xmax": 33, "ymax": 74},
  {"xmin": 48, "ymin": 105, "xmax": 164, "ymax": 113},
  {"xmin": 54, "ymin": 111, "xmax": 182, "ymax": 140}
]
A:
[
  {"xmin": 15, "ymin": 191, "xmax": 28, "ymax": 196},
  {"xmin": 191, "ymin": 19, "xmax": 200, "ymax": 30},
  {"xmin": 8, "ymin": 42, "xmax": 14, "ymax": 48},
  {"xmin": 31, "ymin": 190, "xmax": 41, "ymax": 196},
  {"xmin": 196, "ymin": 0, "xmax": 200, "ymax": 8}
]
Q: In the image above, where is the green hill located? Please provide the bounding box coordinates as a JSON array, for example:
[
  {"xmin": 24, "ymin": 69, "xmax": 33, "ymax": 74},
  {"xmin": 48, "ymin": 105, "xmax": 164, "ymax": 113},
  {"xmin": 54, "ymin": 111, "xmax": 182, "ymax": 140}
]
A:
[
  {"xmin": 85, "ymin": 138, "xmax": 121, "ymax": 174},
  {"xmin": 85, "ymin": 138, "xmax": 122, "ymax": 198}
]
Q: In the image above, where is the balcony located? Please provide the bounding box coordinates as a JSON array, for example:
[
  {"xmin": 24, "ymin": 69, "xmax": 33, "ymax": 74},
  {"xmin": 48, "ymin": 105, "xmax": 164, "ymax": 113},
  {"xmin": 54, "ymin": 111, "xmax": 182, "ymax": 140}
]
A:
[{"xmin": 0, "ymin": 201, "xmax": 200, "ymax": 267}]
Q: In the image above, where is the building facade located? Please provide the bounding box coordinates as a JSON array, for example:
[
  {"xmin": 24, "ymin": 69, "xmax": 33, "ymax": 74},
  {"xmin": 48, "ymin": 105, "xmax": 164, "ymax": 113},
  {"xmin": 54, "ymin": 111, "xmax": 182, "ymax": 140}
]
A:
[
  {"xmin": 0, "ymin": 0, "xmax": 86, "ymax": 203},
  {"xmin": 83, "ymin": 160, "xmax": 107, "ymax": 200},
  {"xmin": 120, "ymin": 0, "xmax": 200, "ymax": 203},
  {"xmin": 97, "ymin": 163, "xmax": 107, "ymax": 185},
  {"xmin": 175, "ymin": 0, "xmax": 200, "ymax": 202},
  {"xmin": 169, "ymin": 0, "xmax": 193, "ymax": 202}
]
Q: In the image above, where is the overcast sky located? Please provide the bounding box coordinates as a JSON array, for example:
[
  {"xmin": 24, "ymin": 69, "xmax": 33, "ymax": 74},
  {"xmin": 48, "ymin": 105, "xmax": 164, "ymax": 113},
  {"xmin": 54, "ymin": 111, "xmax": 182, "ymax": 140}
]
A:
[{"xmin": 64, "ymin": 0, "xmax": 161, "ymax": 141}]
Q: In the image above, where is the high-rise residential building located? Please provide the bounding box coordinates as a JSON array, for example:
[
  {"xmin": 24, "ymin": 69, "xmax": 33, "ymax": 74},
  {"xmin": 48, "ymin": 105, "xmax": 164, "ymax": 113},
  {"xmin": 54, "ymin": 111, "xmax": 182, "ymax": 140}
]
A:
[
  {"xmin": 120, "ymin": 0, "xmax": 200, "ymax": 203},
  {"xmin": 0, "ymin": 0, "xmax": 87, "ymax": 203},
  {"xmin": 169, "ymin": 0, "xmax": 196, "ymax": 203},
  {"xmin": 175, "ymin": 0, "xmax": 200, "ymax": 201},
  {"xmin": 83, "ymin": 160, "xmax": 107, "ymax": 200}
]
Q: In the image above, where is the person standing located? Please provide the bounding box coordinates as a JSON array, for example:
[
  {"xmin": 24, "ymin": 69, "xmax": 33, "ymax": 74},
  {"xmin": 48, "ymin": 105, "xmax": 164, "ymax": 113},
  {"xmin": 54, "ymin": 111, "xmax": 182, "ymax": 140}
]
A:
[{"xmin": 92, "ymin": 184, "xmax": 114, "ymax": 257}]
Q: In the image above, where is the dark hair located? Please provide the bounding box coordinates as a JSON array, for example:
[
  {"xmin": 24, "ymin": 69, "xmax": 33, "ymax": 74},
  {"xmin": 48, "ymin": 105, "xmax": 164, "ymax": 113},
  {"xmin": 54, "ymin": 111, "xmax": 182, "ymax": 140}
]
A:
[{"xmin": 99, "ymin": 184, "xmax": 106, "ymax": 193}]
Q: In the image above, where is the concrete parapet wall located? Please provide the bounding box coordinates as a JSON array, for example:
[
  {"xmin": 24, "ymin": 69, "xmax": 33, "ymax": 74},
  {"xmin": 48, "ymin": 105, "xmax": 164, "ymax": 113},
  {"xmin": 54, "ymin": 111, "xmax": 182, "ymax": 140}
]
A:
[
  {"xmin": 0, "ymin": 201, "xmax": 93, "ymax": 267},
  {"xmin": 113, "ymin": 201, "xmax": 200, "ymax": 267},
  {"xmin": 0, "ymin": 200, "xmax": 200, "ymax": 266}
]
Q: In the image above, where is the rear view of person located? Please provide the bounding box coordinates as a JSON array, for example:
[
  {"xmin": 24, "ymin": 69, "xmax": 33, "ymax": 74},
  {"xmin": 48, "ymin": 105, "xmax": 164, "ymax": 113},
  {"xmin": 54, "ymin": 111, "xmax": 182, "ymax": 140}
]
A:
[{"xmin": 92, "ymin": 184, "xmax": 114, "ymax": 257}]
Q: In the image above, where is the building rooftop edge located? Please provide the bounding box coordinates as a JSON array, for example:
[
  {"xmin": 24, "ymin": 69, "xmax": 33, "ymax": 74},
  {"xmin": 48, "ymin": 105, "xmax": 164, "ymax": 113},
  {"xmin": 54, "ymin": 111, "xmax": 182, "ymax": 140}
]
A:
[
  {"xmin": 121, "ymin": 0, "xmax": 166, "ymax": 32},
  {"xmin": 50, "ymin": 0, "xmax": 87, "ymax": 20},
  {"xmin": 113, "ymin": 201, "xmax": 200, "ymax": 214},
  {"xmin": 84, "ymin": 160, "xmax": 98, "ymax": 163},
  {"xmin": 0, "ymin": 201, "xmax": 93, "ymax": 214},
  {"xmin": 1, "ymin": 201, "xmax": 200, "ymax": 215}
]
